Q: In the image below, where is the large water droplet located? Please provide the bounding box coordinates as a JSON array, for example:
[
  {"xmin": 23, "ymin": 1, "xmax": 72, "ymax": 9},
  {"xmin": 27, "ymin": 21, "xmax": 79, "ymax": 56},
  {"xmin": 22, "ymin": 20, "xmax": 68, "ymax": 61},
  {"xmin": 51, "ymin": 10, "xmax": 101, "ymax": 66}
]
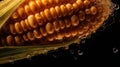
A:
[
  {"xmin": 113, "ymin": 47, "xmax": 119, "ymax": 54},
  {"xmin": 78, "ymin": 50, "xmax": 83, "ymax": 55},
  {"xmin": 115, "ymin": 4, "xmax": 120, "ymax": 10}
]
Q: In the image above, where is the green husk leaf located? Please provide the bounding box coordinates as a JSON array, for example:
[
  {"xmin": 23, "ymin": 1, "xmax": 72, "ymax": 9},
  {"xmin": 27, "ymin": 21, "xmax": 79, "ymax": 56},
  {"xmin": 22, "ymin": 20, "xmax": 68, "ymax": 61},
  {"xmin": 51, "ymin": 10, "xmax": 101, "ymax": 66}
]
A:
[
  {"xmin": 0, "ymin": 0, "xmax": 25, "ymax": 29},
  {"xmin": 0, "ymin": 39, "xmax": 79, "ymax": 64}
]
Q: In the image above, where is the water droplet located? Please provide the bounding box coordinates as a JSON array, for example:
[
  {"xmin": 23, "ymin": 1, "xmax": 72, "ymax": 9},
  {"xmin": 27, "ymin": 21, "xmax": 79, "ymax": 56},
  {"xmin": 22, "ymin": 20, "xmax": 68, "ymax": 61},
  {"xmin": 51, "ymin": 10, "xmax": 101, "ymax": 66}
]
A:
[
  {"xmin": 52, "ymin": 54, "xmax": 57, "ymax": 58},
  {"xmin": 26, "ymin": 55, "xmax": 32, "ymax": 61},
  {"xmin": 26, "ymin": 55, "xmax": 31, "ymax": 59},
  {"xmin": 9, "ymin": 60, "xmax": 14, "ymax": 64},
  {"xmin": 69, "ymin": 50, "xmax": 74, "ymax": 55},
  {"xmin": 99, "ymin": 25, "xmax": 106, "ymax": 31},
  {"xmin": 113, "ymin": 48, "xmax": 119, "ymax": 54},
  {"xmin": 81, "ymin": 40, "xmax": 86, "ymax": 44},
  {"xmin": 73, "ymin": 56, "xmax": 78, "ymax": 61},
  {"xmin": 115, "ymin": 4, "xmax": 120, "ymax": 10},
  {"xmin": 78, "ymin": 50, "xmax": 83, "ymax": 55}
]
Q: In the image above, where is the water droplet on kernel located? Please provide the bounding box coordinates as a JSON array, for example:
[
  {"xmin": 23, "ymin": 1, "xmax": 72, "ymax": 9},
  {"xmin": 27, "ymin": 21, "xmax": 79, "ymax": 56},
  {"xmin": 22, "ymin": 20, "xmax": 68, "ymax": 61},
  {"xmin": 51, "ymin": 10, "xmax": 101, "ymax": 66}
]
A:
[
  {"xmin": 8, "ymin": 60, "xmax": 14, "ymax": 64},
  {"xmin": 26, "ymin": 54, "xmax": 31, "ymax": 59}
]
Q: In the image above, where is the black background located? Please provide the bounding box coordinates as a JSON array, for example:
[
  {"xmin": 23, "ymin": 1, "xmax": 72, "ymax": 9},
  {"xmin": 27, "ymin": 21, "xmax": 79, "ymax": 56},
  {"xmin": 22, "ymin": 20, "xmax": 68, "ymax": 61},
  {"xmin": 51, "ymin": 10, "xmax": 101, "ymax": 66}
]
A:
[{"xmin": 1, "ymin": 0, "xmax": 120, "ymax": 65}]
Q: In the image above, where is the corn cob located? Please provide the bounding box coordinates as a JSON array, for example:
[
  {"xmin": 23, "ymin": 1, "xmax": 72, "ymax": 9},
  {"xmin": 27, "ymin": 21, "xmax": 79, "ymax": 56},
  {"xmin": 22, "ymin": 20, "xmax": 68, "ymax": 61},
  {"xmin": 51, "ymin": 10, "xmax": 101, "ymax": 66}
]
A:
[{"xmin": 0, "ymin": 0, "xmax": 114, "ymax": 46}]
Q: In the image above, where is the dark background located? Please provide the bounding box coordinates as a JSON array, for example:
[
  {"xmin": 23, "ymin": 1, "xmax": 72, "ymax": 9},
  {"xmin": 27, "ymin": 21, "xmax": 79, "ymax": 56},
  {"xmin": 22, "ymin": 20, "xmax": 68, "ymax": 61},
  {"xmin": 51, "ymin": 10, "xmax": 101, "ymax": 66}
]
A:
[{"xmin": 2, "ymin": 0, "xmax": 120, "ymax": 65}]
